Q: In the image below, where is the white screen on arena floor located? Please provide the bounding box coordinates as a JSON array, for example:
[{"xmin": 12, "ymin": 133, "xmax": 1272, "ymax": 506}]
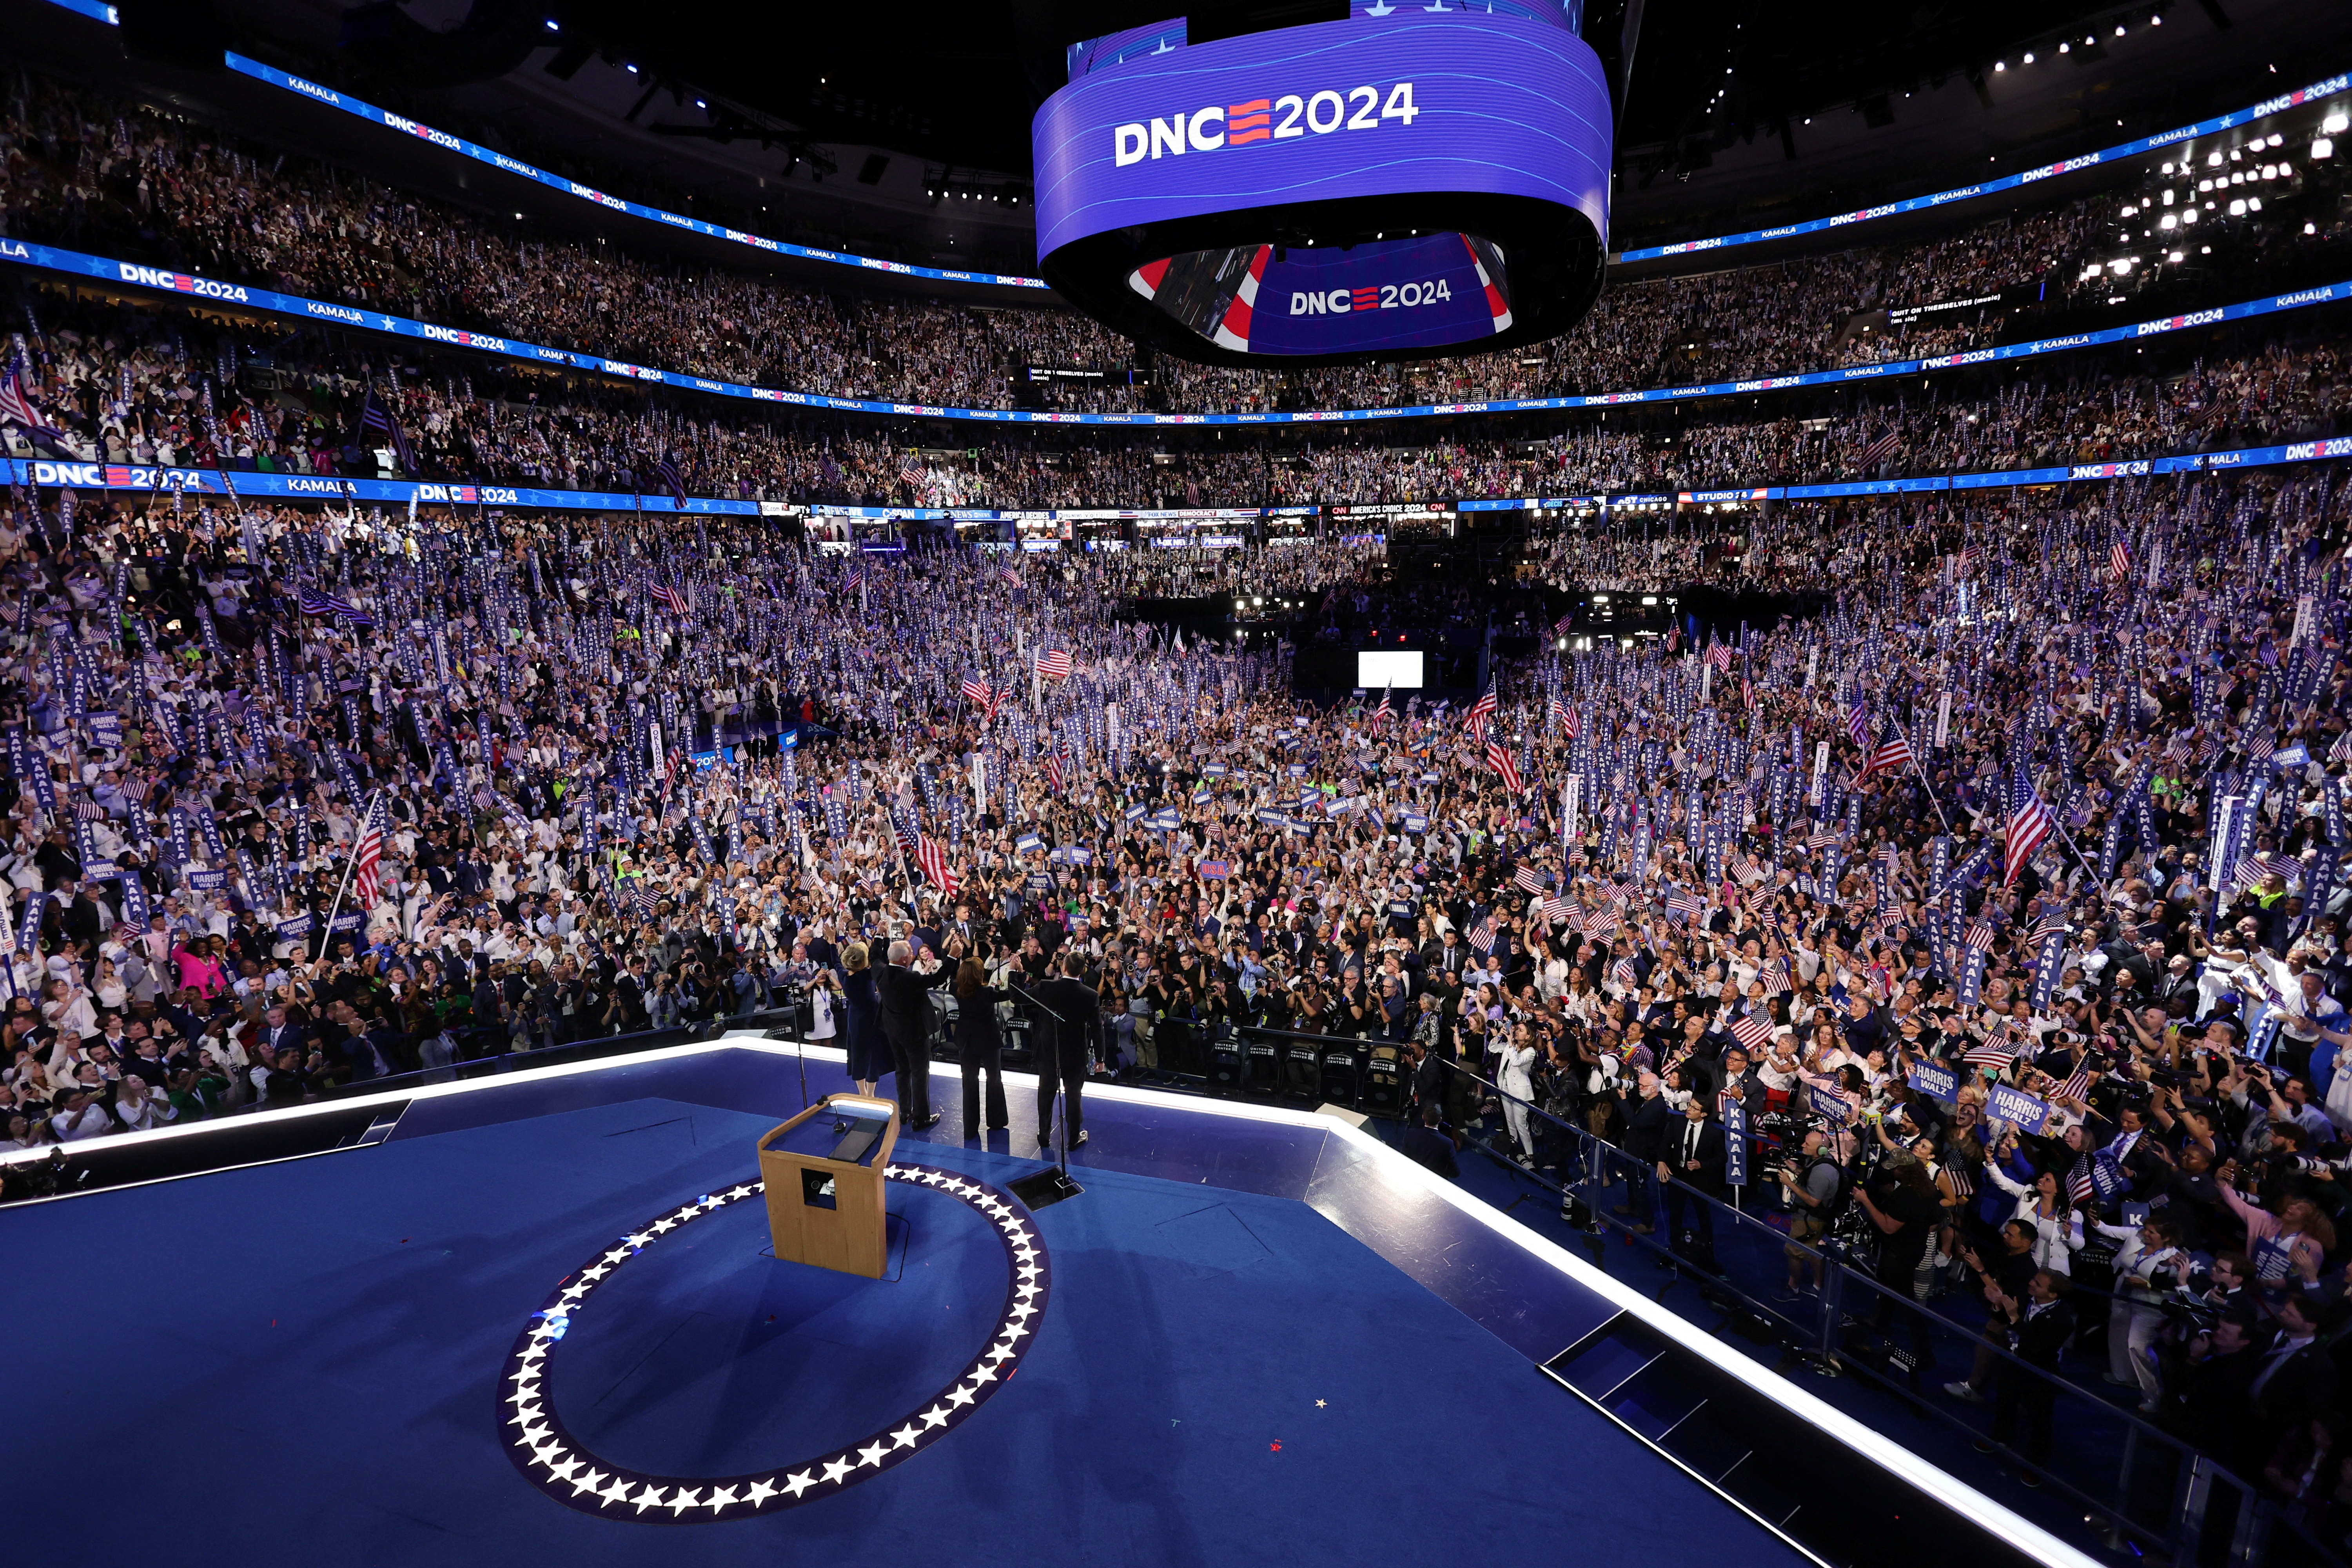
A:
[{"xmin": 1357, "ymin": 650, "xmax": 1426, "ymax": 688}]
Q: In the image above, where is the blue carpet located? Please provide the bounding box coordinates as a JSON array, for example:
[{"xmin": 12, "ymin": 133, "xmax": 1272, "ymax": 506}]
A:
[{"xmin": 1, "ymin": 1096, "xmax": 1800, "ymax": 1566}]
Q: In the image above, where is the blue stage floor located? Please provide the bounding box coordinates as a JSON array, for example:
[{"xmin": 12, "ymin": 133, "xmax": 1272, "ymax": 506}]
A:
[{"xmin": 3, "ymin": 1056, "xmax": 1814, "ymax": 1567}]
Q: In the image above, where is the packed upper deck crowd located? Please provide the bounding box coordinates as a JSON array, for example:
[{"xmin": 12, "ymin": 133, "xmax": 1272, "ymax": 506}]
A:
[{"xmin": 3, "ymin": 71, "xmax": 2344, "ymax": 419}]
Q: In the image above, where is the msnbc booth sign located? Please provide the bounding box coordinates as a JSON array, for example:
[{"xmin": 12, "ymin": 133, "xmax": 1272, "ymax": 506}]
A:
[{"xmin": 1032, "ymin": 1, "xmax": 1612, "ymax": 368}]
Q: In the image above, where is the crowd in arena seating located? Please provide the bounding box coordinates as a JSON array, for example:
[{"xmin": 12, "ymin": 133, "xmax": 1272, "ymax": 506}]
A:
[
  {"xmin": 10, "ymin": 56, "xmax": 2352, "ymax": 1538},
  {"xmin": 0, "ymin": 458, "xmax": 2348, "ymax": 1518},
  {"xmin": 5, "ymin": 284, "xmax": 2349, "ymax": 516},
  {"xmin": 4, "ymin": 72, "xmax": 2346, "ymax": 420}
]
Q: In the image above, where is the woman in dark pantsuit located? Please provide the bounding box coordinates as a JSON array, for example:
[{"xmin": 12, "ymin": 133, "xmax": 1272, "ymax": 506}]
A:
[
  {"xmin": 840, "ymin": 943, "xmax": 891, "ymax": 1098},
  {"xmin": 952, "ymin": 959, "xmax": 1011, "ymax": 1138}
]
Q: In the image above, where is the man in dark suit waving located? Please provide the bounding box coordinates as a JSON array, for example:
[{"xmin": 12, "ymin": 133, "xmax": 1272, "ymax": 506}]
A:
[
  {"xmin": 875, "ymin": 941, "xmax": 940, "ymax": 1130},
  {"xmin": 1031, "ymin": 953, "xmax": 1100, "ymax": 1149},
  {"xmin": 1659, "ymin": 1095, "xmax": 1728, "ymax": 1259}
]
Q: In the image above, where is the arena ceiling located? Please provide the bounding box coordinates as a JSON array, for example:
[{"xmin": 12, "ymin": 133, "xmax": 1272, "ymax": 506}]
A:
[{"xmin": 66, "ymin": 0, "xmax": 2352, "ymax": 264}]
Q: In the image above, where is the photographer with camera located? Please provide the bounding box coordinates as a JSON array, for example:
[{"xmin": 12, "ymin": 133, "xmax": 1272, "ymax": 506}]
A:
[{"xmin": 1777, "ymin": 1126, "xmax": 1848, "ymax": 1301}]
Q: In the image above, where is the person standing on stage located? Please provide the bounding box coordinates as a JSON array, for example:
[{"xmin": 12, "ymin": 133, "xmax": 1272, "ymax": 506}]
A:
[
  {"xmin": 875, "ymin": 940, "xmax": 942, "ymax": 1130},
  {"xmin": 839, "ymin": 943, "xmax": 891, "ymax": 1100},
  {"xmin": 951, "ymin": 958, "xmax": 1011, "ymax": 1139},
  {"xmin": 1031, "ymin": 953, "xmax": 1098, "ymax": 1149}
]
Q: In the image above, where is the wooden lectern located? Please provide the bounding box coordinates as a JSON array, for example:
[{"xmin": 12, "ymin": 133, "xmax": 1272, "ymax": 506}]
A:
[{"xmin": 757, "ymin": 1094, "xmax": 900, "ymax": 1279}]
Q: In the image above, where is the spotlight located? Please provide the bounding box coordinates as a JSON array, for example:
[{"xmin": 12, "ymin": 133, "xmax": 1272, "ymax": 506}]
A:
[
  {"xmin": 2059, "ymin": 42, "xmax": 2070, "ymax": 53},
  {"xmin": 2116, "ymin": 24, "xmax": 2126, "ymax": 34},
  {"xmin": 2023, "ymin": 51, "xmax": 2035, "ymax": 62},
  {"xmin": 2327, "ymin": 112, "xmax": 2350, "ymax": 134},
  {"xmin": 2317, "ymin": 138, "xmax": 2337, "ymax": 159},
  {"xmin": 1994, "ymin": 60, "xmax": 2006, "ymax": 70},
  {"xmin": 543, "ymin": 16, "xmax": 557, "ymax": 29},
  {"xmin": 625, "ymin": 62, "xmax": 638, "ymax": 73}
]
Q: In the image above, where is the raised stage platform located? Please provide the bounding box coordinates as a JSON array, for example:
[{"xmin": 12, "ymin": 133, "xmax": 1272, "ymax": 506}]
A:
[{"xmin": 1, "ymin": 1038, "xmax": 2096, "ymax": 1568}]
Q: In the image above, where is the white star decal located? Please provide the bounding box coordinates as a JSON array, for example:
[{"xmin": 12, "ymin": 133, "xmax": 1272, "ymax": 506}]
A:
[{"xmin": 512, "ymin": 1171, "xmax": 1043, "ymax": 1519}]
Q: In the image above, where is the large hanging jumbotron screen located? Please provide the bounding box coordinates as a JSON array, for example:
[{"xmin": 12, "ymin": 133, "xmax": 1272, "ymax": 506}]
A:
[{"xmin": 1032, "ymin": 3, "xmax": 1613, "ymax": 369}]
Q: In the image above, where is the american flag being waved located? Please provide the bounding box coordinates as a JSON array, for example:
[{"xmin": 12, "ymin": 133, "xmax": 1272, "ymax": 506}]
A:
[
  {"xmin": 1485, "ymin": 737, "xmax": 1523, "ymax": 793},
  {"xmin": 2004, "ymin": 789, "xmax": 2054, "ymax": 887},
  {"xmin": 1034, "ymin": 648, "xmax": 1073, "ymax": 683},
  {"xmin": 1463, "ymin": 679, "xmax": 1498, "ymax": 736},
  {"xmin": 915, "ymin": 833, "xmax": 958, "ymax": 896},
  {"xmin": 351, "ymin": 797, "xmax": 384, "ymax": 909}
]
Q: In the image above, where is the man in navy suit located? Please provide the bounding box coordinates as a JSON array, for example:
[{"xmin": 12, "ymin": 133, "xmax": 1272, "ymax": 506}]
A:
[{"xmin": 1660, "ymin": 1096, "xmax": 1729, "ymax": 1257}]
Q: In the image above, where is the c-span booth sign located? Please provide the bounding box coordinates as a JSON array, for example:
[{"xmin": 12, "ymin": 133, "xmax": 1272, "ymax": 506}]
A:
[{"xmin": 1032, "ymin": 2, "xmax": 1613, "ymax": 368}]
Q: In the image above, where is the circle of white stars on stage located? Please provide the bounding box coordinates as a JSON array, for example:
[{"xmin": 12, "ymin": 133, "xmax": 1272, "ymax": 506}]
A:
[{"xmin": 496, "ymin": 1163, "xmax": 1049, "ymax": 1523}]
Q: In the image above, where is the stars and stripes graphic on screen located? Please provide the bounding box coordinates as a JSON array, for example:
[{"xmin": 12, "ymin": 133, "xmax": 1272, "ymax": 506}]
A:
[
  {"xmin": 1730, "ymin": 1013, "xmax": 1777, "ymax": 1053},
  {"xmin": 1467, "ymin": 912, "xmax": 1497, "ymax": 955},
  {"xmin": 960, "ymin": 675, "xmax": 993, "ymax": 710},
  {"xmin": 2004, "ymin": 791, "xmax": 2053, "ymax": 887},
  {"xmin": 351, "ymin": 799, "xmax": 384, "ymax": 909},
  {"xmin": 2108, "ymin": 539, "xmax": 2132, "ymax": 584},
  {"xmin": 1372, "ymin": 686, "xmax": 1393, "ymax": 727},
  {"xmin": 1034, "ymin": 648, "xmax": 1073, "ymax": 683},
  {"xmin": 1485, "ymin": 738, "xmax": 1523, "ymax": 793},
  {"xmin": 1463, "ymin": 680, "xmax": 1498, "ymax": 736},
  {"xmin": 915, "ymin": 833, "xmax": 959, "ymax": 897}
]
